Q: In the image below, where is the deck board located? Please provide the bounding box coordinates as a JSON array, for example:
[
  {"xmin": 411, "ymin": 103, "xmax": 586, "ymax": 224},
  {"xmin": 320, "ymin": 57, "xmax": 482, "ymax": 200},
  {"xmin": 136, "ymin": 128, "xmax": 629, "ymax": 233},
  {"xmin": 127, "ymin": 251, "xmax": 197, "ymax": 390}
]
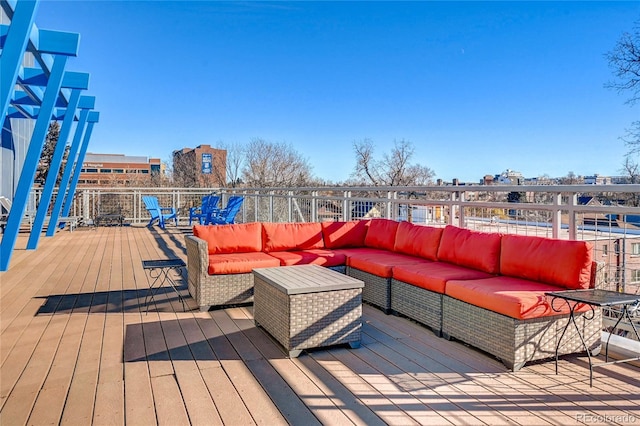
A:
[{"xmin": 1, "ymin": 226, "xmax": 639, "ymax": 425}]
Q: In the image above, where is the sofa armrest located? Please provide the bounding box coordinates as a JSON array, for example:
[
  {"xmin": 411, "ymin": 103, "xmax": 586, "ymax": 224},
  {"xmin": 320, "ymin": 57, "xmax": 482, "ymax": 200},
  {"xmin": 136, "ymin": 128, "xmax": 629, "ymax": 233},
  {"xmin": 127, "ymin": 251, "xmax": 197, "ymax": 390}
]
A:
[
  {"xmin": 590, "ymin": 260, "xmax": 606, "ymax": 289},
  {"xmin": 185, "ymin": 234, "xmax": 209, "ymax": 280}
]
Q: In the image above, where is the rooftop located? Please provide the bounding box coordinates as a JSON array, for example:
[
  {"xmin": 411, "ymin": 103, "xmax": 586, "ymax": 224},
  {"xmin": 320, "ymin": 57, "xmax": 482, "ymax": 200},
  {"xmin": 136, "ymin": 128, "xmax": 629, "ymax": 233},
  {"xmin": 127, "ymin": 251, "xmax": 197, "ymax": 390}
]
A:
[{"xmin": 1, "ymin": 225, "xmax": 639, "ymax": 425}]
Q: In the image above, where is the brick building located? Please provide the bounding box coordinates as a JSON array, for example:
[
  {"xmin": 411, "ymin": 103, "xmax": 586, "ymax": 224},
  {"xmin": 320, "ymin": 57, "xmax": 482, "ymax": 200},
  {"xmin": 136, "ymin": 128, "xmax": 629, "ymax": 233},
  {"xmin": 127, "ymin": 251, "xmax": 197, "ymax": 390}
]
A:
[
  {"xmin": 78, "ymin": 153, "xmax": 162, "ymax": 186},
  {"xmin": 172, "ymin": 145, "xmax": 227, "ymax": 187}
]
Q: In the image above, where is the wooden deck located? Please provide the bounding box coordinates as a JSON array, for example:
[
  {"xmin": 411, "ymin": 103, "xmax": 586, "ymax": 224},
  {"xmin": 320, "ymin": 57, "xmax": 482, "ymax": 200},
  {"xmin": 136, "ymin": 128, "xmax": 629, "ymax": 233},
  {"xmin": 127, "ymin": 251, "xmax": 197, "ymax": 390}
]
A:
[{"xmin": 1, "ymin": 225, "xmax": 639, "ymax": 426}]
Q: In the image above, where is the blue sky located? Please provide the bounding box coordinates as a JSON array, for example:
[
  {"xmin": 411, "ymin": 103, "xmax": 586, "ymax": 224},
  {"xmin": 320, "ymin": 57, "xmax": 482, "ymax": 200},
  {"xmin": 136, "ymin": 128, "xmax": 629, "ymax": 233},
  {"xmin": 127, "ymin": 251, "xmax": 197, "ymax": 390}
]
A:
[{"xmin": 36, "ymin": 1, "xmax": 640, "ymax": 183}]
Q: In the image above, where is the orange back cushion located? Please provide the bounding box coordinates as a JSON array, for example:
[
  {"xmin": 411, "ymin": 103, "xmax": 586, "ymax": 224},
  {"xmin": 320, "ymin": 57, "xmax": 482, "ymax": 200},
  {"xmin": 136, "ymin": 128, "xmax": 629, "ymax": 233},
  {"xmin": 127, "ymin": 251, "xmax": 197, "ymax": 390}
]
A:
[
  {"xmin": 364, "ymin": 219, "xmax": 399, "ymax": 251},
  {"xmin": 394, "ymin": 222, "xmax": 443, "ymax": 261},
  {"xmin": 437, "ymin": 225, "xmax": 501, "ymax": 274},
  {"xmin": 321, "ymin": 221, "xmax": 369, "ymax": 249},
  {"xmin": 262, "ymin": 222, "xmax": 325, "ymax": 252},
  {"xmin": 193, "ymin": 222, "xmax": 262, "ymax": 255},
  {"xmin": 500, "ymin": 234, "xmax": 593, "ymax": 289}
]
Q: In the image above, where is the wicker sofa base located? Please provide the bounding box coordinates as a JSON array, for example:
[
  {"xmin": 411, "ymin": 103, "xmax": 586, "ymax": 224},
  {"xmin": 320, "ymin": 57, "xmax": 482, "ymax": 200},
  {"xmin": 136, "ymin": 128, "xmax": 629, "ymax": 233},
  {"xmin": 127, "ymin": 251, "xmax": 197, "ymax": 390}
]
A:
[
  {"xmin": 391, "ymin": 279, "xmax": 442, "ymax": 336},
  {"xmin": 185, "ymin": 234, "xmax": 255, "ymax": 311},
  {"xmin": 347, "ymin": 267, "xmax": 391, "ymax": 313},
  {"xmin": 442, "ymin": 295, "xmax": 602, "ymax": 371},
  {"xmin": 187, "ymin": 272, "xmax": 254, "ymax": 312}
]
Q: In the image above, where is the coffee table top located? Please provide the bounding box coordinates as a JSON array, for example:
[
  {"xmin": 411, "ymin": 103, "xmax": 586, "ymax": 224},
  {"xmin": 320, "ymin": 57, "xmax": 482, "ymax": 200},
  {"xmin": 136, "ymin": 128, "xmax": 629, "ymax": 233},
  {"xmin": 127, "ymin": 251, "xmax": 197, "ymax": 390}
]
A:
[
  {"xmin": 545, "ymin": 288, "xmax": 640, "ymax": 307},
  {"xmin": 252, "ymin": 265, "xmax": 364, "ymax": 295}
]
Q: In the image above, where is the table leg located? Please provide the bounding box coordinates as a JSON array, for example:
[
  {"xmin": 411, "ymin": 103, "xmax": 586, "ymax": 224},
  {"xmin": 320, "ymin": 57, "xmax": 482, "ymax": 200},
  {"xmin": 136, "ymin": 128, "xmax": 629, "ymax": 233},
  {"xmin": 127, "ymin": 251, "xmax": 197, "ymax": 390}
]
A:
[{"xmin": 552, "ymin": 299, "xmax": 597, "ymax": 387}]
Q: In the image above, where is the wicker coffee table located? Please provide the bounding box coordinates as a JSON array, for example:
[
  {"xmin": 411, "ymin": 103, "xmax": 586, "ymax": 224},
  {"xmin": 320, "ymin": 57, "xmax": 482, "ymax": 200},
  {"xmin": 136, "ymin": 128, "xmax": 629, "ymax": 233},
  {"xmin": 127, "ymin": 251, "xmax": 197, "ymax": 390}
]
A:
[{"xmin": 253, "ymin": 265, "xmax": 364, "ymax": 358}]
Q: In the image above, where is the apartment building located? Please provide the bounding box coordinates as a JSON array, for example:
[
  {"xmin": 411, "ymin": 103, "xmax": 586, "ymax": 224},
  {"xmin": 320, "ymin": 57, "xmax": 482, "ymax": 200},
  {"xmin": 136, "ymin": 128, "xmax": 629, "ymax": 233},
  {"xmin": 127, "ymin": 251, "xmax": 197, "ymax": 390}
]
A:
[
  {"xmin": 78, "ymin": 153, "xmax": 162, "ymax": 186},
  {"xmin": 172, "ymin": 144, "xmax": 227, "ymax": 187}
]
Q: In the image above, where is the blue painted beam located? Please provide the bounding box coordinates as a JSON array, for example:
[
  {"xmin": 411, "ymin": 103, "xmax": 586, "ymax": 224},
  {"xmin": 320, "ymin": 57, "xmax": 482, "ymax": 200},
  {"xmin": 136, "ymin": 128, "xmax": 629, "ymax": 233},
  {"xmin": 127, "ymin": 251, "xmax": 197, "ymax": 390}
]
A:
[
  {"xmin": 27, "ymin": 88, "xmax": 82, "ymax": 249},
  {"xmin": 0, "ymin": 0, "xmax": 38, "ymax": 119},
  {"xmin": 11, "ymin": 89, "xmax": 68, "ymax": 108},
  {"xmin": 0, "ymin": 53, "xmax": 68, "ymax": 271},
  {"xmin": 60, "ymin": 111, "xmax": 99, "ymax": 221},
  {"xmin": 38, "ymin": 29, "xmax": 80, "ymax": 56},
  {"xmin": 45, "ymin": 102, "xmax": 92, "ymax": 236}
]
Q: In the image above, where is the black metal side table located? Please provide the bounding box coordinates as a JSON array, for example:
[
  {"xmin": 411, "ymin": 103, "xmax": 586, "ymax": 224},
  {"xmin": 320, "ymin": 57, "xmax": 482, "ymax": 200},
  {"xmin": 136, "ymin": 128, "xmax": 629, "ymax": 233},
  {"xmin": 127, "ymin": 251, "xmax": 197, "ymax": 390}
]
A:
[
  {"xmin": 142, "ymin": 258, "xmax": 187, "ymax": 313},
  {"xmin": 546, "ymin": 289, "xmax": 640, "ymax": 387}
]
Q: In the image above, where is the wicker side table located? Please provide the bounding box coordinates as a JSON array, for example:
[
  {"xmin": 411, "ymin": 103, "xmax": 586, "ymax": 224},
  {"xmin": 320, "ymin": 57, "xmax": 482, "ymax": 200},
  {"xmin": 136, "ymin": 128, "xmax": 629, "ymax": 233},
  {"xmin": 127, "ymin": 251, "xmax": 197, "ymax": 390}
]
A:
[{"xmin": 253, "ymin": 265, "xmax": 364, "ymax": 358}]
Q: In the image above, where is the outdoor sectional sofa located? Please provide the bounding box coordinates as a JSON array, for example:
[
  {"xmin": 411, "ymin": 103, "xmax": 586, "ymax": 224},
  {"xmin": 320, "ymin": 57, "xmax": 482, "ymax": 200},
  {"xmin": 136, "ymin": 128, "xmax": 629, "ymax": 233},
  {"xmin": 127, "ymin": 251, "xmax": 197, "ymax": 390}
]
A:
[{"xmin": 185, "ymin": 219, "xmax": 602, "ymax": 371}]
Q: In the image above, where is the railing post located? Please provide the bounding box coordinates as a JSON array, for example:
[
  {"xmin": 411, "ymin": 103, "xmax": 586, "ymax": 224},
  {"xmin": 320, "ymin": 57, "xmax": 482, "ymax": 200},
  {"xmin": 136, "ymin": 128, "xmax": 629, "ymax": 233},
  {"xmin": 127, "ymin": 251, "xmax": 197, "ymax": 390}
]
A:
[
  {"xmin": 568, "ymin": 192, "xmax": 577, "ymax": 240},
  {"xmin": 552, "ymin": 193, "xmax": 562, "ymax": 239},
  {"xmin": 288, "ymin": 191, "xmax": 293, "ymax": 222},
  {"xmin": 449, "ymin": 192, "xmax": 456, "ymax": 226},
  {"xmin": 343, "ymin": 191, "xmax": 350, "ymax": 221},
  {"xmin": 82, "ymin": 190, "xmax": 89, "ymax": 223},
  {"xmin": 458, "ymin": 190, "xmax": 466, "ymax": 228},
  {"xmin": 311, "ymin": 191, "xmax": 317, "ymax": 222},
  {"xmin": 269, "ymin": 190, "xmax": 274, "ymax": 222}
]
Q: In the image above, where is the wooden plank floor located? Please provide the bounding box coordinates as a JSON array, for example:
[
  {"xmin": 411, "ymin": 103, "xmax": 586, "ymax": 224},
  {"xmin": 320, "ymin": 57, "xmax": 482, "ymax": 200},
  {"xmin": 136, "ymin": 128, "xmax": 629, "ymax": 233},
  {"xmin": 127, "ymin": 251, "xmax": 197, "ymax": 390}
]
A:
[{"xmin": 1, "ymin": 225, "xmax": 639, "ymax": 426}]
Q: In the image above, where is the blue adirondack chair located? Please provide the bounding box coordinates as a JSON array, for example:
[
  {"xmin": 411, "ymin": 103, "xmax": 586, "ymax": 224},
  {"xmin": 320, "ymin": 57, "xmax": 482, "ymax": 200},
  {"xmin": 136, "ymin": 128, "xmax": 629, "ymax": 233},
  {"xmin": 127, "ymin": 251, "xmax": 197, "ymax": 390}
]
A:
[
  {"xmin": 189, "ymin": 194, "xmax": 220, "ymax": 225},
  {"xmin": 206, "ymin": 196, "xmax": 244, "ymax": 225},
  {"xmin": 142, "ymin": 195, "xmax": 178, "ymax": 229}
]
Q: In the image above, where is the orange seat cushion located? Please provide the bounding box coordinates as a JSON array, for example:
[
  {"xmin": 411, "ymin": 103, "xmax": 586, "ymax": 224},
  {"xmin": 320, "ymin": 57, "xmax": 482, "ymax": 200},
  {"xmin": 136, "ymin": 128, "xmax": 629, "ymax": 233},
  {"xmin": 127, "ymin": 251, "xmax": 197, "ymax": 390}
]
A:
[
  {"xmin": 262, "ymin": 222, "xmax": 324, "ymax": 252},
  {"xmin": 437, "ymin": 225, "xmax": 501, "ymax": 274},
  {"xmin": 394, "ymin": 222, "xmax": 443, "ymax": 261},
  {"xmin": 194, "ymin": 222, "xmax": 262, "ymax": 255},
  {"xmin": 364, "ymin": 219, "xmax": 399, "ymax": 251},
  {"xmin": 267, "ymin": 249, "xmax": 347, "ymax": 267},
  {"xmin": 207, "ymin": 252, "xmax": 280, "ymax": 275},
  {"xmin": 445, "ymin": 276, "xmax": 591, "ymax": 320},
  {"xmin": 500, "ymin": 234, "xmax": 593, "ymax": 290},
  {"xmin": 349, "ymin": 251, "xmax": 425, "ymax": 278},
  {"xmin": 393, "ymin": 262, "xmax": 493, "ymax": 294},
  {"xmin": 321, "ymin": 221, "xmax": 369, "ymax": 249}
]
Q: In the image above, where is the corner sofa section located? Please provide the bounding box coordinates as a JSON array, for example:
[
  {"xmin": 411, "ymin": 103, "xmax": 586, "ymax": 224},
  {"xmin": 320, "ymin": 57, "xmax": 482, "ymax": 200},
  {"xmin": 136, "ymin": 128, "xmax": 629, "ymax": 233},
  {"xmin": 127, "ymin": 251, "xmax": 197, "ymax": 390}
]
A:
[{"xmin": 185, "ymin": 219, "xmax": 602, "ymax": 371}]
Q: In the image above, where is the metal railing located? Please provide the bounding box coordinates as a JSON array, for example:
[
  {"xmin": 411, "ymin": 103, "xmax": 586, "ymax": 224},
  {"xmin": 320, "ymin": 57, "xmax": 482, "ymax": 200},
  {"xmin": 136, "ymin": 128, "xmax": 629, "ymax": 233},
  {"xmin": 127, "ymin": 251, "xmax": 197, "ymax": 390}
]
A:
[{"xmin": 37, "ymin": 184, "xmax": 640, "ymax": 340}]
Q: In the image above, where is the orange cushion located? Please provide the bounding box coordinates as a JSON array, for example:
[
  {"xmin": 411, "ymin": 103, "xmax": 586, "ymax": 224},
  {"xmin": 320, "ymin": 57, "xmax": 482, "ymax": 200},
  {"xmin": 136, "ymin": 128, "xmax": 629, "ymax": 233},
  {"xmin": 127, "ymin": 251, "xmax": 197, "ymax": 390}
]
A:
[
  {"xmin": 193, "ymin": 222, "xmax": 262, "ymax": 255},
  {"xmin": 445, "ymin": 276, "xmax": 591, "ymax": 320},
  {"xmin": 262, "ymin": 222, "xmax": 324, "ymax": 252},
  {"xmin": 392, "ymin": 262, "xmax": 493, "ymax": 294},
  {"xmin": 321, "ymin": 221, "xmax": 369, "ymax": 249},
  {"xmin": 500, "ymin": 234, "xmax": 593, "ymax": 290},
  {"xmin": 349, "ymin": 251, "xmax": 424, "ymax": 278},
  {"xmin": 207, "ymin": 252, "xmax": 280, "ymax": 274},
  {"xmin": 267, "ymin": 249, "xmax": 347, "ymax": 267},
  {"xmin": 332, "ymin": 247, "xmax": 388, "ymax": 265},
  {"xmin": 436, "ymin": 225, "xmax": 501, "ymax": 274},
  {"xmin": 364, "ymin": 219, "xmax": 399, "ymax": 251},
  {"xmin": 394, "ymin": 222, "xmax": 443, "ymax": 261}
]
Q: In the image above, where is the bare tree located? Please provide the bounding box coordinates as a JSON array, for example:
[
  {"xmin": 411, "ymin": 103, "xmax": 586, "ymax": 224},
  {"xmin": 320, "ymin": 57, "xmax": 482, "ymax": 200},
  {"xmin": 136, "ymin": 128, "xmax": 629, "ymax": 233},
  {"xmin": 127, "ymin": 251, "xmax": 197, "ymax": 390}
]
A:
[
  {"xmin": 242, "ymin": 139, "xmax": 313, "ymax": 187},
  {"xmin": 351, "ymin": 139, "xmax": 435, "ymax": 186},
  {"xmin": 219, "ymin": 141, "xmax": 245, "ymax": 187},
  {"xmin": 559, "ymin": 171, "xmax": 580, "ymax": 184},
  {"xmin": 606, "ymin": 19, "xmax": 640, "ymax": 155},
  {"xmin": 620, "ymin": 156, "xmax": 640, "ymax": 183}
]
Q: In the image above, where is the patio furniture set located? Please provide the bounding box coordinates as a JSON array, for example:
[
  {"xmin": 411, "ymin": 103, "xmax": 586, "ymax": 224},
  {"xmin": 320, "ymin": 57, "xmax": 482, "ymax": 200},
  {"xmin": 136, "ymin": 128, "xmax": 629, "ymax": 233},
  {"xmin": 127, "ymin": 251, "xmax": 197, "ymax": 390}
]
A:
[
  {"xmin": 184, "ymin": 219, "xmax": 611, "ymax": 371},
  {"xmin": 141, "ymin": 194, "xmax": 244, "ymax": 229}
]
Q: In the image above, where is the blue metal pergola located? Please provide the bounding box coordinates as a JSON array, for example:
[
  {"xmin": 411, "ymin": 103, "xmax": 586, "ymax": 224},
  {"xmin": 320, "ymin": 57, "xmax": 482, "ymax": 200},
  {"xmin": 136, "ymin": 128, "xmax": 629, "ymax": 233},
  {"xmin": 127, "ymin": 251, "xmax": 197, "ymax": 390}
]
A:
[{"xmin": 1, "ymin": 0, "xmax": 99, "ymax": 271}]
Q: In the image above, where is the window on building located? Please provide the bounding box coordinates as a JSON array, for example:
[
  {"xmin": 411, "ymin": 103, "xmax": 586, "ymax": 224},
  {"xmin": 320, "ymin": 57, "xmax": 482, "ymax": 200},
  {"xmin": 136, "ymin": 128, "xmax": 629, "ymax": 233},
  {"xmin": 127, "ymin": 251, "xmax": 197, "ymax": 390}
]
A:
[
  {"xmin": 150, "ymin": 164, "xmax": 160, "ymax": 173},
  {"xmin": 602, "ymin": 245, "xmax": 608, "ymax": 256},
  {"xmin": 100, "ymin": 169, "xmax": 112, "ymax": 173},
  {"xmin": 141, "ymin": 169, "xmax": 149, "ymax": 174},
  {"xmin": 632, "ymin": 243, "xmax": 640, "ymax": 256},
  {"xmin": 632, "ymin": 270, "xmax": 640, "ymax": 283},
  {"xmin": 113, "ymin": 169, "xmax": 124, "ymax": 173},
  {"xmin": 85, "ymin": 168, "xmax": 98, "ymax": 173}
]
